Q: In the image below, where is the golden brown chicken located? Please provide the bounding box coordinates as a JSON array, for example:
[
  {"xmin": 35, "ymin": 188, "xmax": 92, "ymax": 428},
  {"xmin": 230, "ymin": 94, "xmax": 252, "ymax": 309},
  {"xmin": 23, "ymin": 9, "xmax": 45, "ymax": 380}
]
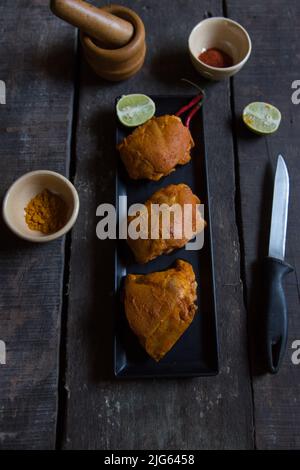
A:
[
  {"xmin": 127, "ymin": 183, "xmax": 205, "ymax": 264},
  {"xmin": 124, "ymin": 259, "xmax": 198, "ymax": 361},
  {"xmin": 117, "ymin": 115, "xmax": 194, "ymax": 180}
]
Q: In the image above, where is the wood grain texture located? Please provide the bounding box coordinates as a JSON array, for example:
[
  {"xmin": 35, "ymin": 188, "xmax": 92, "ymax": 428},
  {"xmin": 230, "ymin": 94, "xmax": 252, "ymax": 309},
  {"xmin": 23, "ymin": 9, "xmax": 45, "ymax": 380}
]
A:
[
  {"xmin": 63, "ymin": 0, "xmax": 254, "ymax": 449},
  {"xmin": 0, "ymin": 1, "xmax": 76, "ymax": 449},
  {"xmin": 227, "ymin": 0, "xmax": 300, "ymax": 450}
]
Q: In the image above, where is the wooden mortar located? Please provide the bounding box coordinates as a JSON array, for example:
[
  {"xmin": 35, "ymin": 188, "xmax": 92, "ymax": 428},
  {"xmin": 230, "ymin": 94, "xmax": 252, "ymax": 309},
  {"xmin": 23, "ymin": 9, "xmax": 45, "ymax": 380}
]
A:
[
  {"xmin": 51, "ymin": 1, "xmax": 146, "ymax": 81},
  {"xmin": 80, "ymin": 5, "xmax": 146, "ymax": 81}
]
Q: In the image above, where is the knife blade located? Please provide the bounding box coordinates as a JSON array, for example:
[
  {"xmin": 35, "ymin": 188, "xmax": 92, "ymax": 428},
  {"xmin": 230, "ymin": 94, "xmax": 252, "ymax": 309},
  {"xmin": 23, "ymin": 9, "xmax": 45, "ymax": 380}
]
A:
[
  {"xmin": 268, "ymin": 155, "xmax": 289, "ymax": 260},
  {"xmin": 262, "ymin": 155, "xmax": 293, "ymax": 374}
]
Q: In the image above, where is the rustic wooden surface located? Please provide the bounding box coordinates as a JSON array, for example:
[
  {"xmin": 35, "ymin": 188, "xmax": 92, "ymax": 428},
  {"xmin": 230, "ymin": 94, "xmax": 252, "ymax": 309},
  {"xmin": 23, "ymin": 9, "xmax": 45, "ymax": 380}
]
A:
[
  {"xmin": 0, "ymin": 0, "xmax": 299, "ymax": 450},
  {"xmin": 63, "ymin": 0, "xmax": 253, "ymax": 450},
  {"xmin": 0, "ymin": 0, "xmax": 76, "ymax": 449},
  {"xmin": 227, "ymin": 0, "xmax": 300, "ymax": 449}
]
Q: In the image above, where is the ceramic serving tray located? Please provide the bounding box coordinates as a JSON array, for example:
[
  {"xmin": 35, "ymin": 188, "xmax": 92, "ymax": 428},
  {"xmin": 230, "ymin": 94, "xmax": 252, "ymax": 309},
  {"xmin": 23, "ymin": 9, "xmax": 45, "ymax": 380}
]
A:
[{"xmin": 114, "ymin": 95, "xmax": 219, "ymax": 378}]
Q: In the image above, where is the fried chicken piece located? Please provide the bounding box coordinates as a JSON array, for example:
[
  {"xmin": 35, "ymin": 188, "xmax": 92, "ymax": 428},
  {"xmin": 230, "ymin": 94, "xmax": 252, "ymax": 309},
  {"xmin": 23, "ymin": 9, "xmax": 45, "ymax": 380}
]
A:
[
  {"xmin": 124, "ymin": 259, "xmax": 198, "ymax": 361},
  {"xmin": 117, "ymin": 115, "xmax": 194, "ymax": 180},
  {"xmin": 127, "ymin": 183, "xmax": 205, "ymax": 264}
]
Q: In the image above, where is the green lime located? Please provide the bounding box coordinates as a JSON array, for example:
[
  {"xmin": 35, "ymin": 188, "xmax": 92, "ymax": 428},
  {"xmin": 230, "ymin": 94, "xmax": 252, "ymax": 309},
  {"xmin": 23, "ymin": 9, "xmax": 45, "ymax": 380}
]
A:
[
  {"xmin": 116, "ymin": 94, "xmax": 156, "ymax": 127},
  {"xmin": 242, "ymin": 102, "xmax": 282, "ymax": 135}
]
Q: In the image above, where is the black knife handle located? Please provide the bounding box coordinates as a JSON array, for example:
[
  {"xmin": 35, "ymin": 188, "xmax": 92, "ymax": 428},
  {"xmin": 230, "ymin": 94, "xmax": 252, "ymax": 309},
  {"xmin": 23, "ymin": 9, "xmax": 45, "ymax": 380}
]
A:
[{"xmin": 262, "ymin": 257, "xmax": 293, "ymax": 374}]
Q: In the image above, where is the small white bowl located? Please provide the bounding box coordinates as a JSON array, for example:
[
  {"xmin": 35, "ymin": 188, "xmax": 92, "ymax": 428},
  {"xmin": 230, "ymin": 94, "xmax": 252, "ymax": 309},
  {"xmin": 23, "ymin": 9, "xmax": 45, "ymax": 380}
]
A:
[
  {"xmin": 2, "ymin": 170, "xmax": 79, "ymax": 242},
  {"xmin": 189, "ymin": 17, "xmax": 252, "ymax": 80}
]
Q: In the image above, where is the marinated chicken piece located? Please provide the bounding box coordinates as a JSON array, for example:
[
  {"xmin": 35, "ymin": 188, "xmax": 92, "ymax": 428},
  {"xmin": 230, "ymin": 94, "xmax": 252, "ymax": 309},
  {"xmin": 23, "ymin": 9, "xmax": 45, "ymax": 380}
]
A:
[
  {"xmin": 127, "ymin": 183, "xmax": 205, "ymax": 264},
  {"xmin": 124, "ymin": 259, "xmax": 198, "ymax": 361},
  {"xmin": 117, "ymin": 115, "xmax": 194, "ymax": 180}
]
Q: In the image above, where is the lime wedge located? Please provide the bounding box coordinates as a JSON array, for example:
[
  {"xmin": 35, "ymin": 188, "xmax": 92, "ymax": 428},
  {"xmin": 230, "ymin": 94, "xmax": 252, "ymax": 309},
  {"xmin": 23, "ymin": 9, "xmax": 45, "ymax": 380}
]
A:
[
  {"xmin": 243, "ymin": 102, "xmax": 281, "ymax": 135},
  {"xmin": 116, "ymin": 94, "xmax": 156, "ymax": 127}
]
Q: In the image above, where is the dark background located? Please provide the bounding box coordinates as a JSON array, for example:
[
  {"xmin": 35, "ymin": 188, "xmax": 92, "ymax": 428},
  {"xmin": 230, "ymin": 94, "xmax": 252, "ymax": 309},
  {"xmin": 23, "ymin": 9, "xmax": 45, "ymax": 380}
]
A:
[{"xmin": 0, "ymin": 0, "xmax": 299, "ymax": 450}]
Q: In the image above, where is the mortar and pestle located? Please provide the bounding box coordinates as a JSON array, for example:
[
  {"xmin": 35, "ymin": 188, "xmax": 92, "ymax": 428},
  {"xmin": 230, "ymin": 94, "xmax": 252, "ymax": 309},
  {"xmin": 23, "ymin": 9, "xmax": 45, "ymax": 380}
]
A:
[{"xmin": 50, "ymin": 0, "xmax": 146, "ymax": 81}]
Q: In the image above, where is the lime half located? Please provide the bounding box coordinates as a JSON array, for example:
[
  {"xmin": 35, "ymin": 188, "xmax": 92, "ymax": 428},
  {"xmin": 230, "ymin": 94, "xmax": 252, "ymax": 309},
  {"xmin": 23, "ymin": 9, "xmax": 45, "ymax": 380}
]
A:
[
  {"xmin": 116, "ymin": 94, "xmax": 156, "ymax": 127},
  {"xmin": 243, "ymin": 102, "xmax": 282, "ymax": 135}
]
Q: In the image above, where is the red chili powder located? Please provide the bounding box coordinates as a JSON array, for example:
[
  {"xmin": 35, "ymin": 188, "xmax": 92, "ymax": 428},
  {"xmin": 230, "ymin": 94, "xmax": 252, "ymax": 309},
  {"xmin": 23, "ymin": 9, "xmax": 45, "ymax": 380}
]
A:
[{"xmin": 199, "ymin": 48, "xmax": 233, "ymax": 68}]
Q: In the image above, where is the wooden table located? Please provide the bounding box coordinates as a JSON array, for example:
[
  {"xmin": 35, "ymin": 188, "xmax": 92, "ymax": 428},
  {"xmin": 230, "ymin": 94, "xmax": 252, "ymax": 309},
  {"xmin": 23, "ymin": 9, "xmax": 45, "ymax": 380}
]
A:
[{"xmin": 0, "ymin": 0, "xmax": 299, "ymax": 450}]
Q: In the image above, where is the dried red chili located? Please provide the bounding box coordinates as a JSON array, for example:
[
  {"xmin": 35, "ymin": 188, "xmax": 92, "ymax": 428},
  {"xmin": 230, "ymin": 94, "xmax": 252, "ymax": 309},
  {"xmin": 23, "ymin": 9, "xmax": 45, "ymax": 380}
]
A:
[
  {"xmin": 175, "ymin": 90, "xmax": 206, "ymax": 128},
  {"xmin": 199, "ymin": 48, "xmax": 233, "ymax": 68}
]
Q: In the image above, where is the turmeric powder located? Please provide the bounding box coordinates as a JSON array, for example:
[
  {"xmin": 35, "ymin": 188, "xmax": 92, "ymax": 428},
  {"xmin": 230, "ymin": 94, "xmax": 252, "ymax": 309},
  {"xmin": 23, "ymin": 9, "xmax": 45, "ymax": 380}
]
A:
[{"xmin": 25, "ymin": 189, "xmax": 67, "ymax": 234}]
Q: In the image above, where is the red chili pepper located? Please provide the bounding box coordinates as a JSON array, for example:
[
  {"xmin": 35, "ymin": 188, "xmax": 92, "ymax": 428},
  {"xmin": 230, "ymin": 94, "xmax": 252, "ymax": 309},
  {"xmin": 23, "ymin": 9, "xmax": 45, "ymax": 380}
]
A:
[
  {"xmin": 185, "ymin": 103, "xmax": 202, "ymax": 128},
  {"xmin": 175, "ymin": 94, "xmax": 203, "ymax": 117},
  {"xmin": 175, "ymin": 91, "xmax": 206, "ymax": 128}
]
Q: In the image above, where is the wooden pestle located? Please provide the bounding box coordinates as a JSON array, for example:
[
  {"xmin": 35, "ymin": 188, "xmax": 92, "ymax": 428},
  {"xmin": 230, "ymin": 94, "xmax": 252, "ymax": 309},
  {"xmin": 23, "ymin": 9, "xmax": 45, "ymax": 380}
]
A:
[{"xmin": 50, "ymin": 0, "xmax": 134, "ymax": 48}]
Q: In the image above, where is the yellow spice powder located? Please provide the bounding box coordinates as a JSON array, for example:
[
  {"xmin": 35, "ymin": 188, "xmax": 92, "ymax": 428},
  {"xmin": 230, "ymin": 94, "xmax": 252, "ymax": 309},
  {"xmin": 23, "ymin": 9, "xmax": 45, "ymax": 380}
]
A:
[{"xmin": 25, "ymin": 189, "xmax": 67, "ymax": 234}]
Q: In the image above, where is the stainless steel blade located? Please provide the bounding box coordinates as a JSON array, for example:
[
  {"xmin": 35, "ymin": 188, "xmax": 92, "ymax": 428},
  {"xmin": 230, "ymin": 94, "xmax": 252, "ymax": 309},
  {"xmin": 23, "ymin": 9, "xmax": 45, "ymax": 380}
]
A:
[{"xmin": 268, "ymin": 155, "xmax": 290, "ymax": 260}]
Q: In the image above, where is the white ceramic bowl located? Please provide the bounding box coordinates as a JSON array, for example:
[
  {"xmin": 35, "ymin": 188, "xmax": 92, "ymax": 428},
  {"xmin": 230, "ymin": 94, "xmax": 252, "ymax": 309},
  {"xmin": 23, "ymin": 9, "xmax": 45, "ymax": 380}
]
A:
[
  {"xmin": 2, "ymin": 170, "xmax": 79, "ymax": 242},
  {"xmin": 189, "ymin": 17, "xmax": 252, "ymax": 80}
]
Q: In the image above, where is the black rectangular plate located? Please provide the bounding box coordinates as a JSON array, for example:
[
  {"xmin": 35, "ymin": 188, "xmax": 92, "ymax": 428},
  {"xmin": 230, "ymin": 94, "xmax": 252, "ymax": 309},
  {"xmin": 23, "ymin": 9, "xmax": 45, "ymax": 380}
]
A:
[{"xmin": 114, "ymin": 95, "xmax": 219, "ymax": 378}]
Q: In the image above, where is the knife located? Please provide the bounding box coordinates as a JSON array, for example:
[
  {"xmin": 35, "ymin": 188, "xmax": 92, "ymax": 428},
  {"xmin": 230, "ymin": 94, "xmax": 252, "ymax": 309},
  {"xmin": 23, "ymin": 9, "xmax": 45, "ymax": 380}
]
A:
[{"xmin": 262, "ymin": 154, "xmax": 293, "ymax": 374}]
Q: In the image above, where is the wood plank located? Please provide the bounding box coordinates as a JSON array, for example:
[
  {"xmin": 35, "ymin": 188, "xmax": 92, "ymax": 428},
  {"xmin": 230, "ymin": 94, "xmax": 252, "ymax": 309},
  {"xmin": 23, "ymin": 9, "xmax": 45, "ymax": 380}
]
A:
[
  {"xmin": 0, "ymin": 1, "xmax": 76, "ymax": 449},
  {"xmin": 63, "ymin": 0, "xmax": 254, "ymax": 449},
  {"xmin": 227, "ymin": 0, "xmax": 300, "ymax": 449}
]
